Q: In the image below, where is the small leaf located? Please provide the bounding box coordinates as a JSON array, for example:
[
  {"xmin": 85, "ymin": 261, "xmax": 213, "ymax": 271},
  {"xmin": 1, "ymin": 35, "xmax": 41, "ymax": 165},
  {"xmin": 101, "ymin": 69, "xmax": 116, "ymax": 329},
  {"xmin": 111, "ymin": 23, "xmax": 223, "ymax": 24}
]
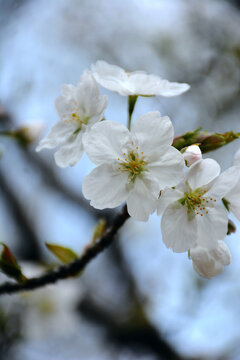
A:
[
  {"xmin": 46, "ymin": 243, "xmax": 78, "ymax": 264},
  {"xmin": 0, "ymin": 243, "xmax": 27, "ymax": 283},
  {"xmin": 92, "ymin": 219, "xmax": 107, "ymax": 244}
]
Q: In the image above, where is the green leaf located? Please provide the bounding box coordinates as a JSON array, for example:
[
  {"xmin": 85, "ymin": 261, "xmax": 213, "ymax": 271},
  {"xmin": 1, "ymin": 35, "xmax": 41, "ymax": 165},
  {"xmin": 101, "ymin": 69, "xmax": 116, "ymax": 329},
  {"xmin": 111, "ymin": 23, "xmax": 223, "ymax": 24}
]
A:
[
  {"xmin": 46, "ymin": 243, "xmax": 78, "ymax": 264},
  {"xmin": 0, "ymin": 243, "xmax": 27, "ymax": 283}
]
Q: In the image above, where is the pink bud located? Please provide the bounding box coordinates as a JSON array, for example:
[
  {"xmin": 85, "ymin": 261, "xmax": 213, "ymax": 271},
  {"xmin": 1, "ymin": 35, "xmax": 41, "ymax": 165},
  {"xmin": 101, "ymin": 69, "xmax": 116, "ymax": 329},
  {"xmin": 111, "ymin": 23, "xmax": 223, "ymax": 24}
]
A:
[{"xmin": 183, "ymin": 145, "xmax": 202, "ymax": 167}]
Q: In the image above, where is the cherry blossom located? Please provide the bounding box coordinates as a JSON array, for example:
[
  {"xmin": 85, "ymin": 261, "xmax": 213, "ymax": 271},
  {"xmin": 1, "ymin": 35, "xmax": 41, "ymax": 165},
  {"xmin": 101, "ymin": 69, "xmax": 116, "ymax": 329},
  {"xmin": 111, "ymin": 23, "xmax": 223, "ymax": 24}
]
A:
[
  {"xmin": 36, "ymin": 70, "xmax": 108, "ymax": 167},
  {"xmin": 91, "ymin": 60, "xmax": 190, "ymax": 97},
  {"xmin": 82, "ymin": 111, "xmax": 184, "ymax": 221},
  {"xmin": 158, "ymin": 159, "xmax": 240, "ymax": 252}
]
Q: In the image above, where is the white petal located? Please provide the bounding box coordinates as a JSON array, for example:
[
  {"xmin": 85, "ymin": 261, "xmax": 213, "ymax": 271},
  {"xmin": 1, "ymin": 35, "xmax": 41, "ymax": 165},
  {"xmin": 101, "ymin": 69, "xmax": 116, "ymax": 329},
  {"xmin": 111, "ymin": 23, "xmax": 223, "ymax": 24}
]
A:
[
  {"xmin": 148, "ymin": 146, "xmax": 184, "ymax": 188},
  {"xmin": 76, "ymin": 70, "xmax": 108, "ymax": 121},
  {"xmin": 161, "ymin": 203, "xmax": 197, "ymax": 253},
  {"xmin": 153, "ymin": 79, "xmax": 190, "ymax": 97},
  {"xmin": 83, "ymin": 121, "xmax": 131, "ymax": 165},
  {"xmin": 211, "ymin": 240, "xmax": 231, "ymax": 265},
  {"xmin": 157, "ymin": 187, "xmax": 183, "ymax": 215},
  {"xmin": 187, "ymin": 159, "xmax": 220, "ymax": 190},
  {"xmin": 87, "ymin": 94, "xmax": 108, "ymax": 126},
  {"xmin": 131, "ymin": 112, "xmax": 174, "ymax": 153},
  {"xmin": 55, "ymin": 96, "xmax": 74, "ymax": 120},
  {"xmin": 190, "ymin": 241, "xmax": 231, "ymax": 278},
  {"xmin": 54, "ymin": 130, "xmax": 84, "ymax": 168},
  {"xmin": 61, "ymin": 84, "xmax": 76, "ymax": 98},
  {"xmin": 128, "ymin": 73, "xmax": 190, "ymax": 96},
  {"xmin": 82, "ymin": 164, "xmax": 128, "ymax": 209},
  {"xmin": 126, "ymin": 177, "xmax": 157, "ymax": 221},
  {"xmin": 196, "ymin": 204, "xmax": 228, "ymax": 248},
  {"xmin": 226, "ymin": 181, "xmax": 240, "ymax": 221},
  {"xmin": 206, "ymin": 166, "xmax": 240, "ymax": 200},
  {"xmin": 92, "ymin": 60, "xmax": 124, "ymax": 78},
  {"xmin": 36, "ymin": 122, "xmax": 74, "ymax": 152},
  {"xmin": 91, "ymin": 60, "xmax": 129, "ymax": 95},
  {"xmin": 91, "ymin": 60, "xmax": 190, "ymax": 97}
]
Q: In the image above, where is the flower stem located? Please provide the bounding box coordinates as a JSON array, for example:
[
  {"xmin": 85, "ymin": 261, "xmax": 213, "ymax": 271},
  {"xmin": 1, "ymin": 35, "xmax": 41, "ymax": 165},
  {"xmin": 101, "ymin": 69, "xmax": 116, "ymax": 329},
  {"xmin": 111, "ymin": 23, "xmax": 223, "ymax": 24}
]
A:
[{"xmin": 127, "ymin": 95, "xmax": 138, "ymax": 130}]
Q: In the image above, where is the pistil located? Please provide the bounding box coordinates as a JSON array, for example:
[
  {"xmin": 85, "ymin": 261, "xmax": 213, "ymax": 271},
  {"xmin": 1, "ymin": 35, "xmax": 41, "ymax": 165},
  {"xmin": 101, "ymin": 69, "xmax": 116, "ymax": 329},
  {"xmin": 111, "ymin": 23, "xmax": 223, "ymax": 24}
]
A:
[{"xmin": 117, "ymin": 147, "xmax": 146, "ymax": 182}]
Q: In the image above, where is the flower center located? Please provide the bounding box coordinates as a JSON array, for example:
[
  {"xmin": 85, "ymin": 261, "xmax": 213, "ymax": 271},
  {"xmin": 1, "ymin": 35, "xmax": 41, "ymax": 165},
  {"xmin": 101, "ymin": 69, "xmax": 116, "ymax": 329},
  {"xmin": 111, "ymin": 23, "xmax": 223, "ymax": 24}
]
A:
[
  {"xmin": 117, "ymin": 147, "xmax": 146, "ymax": 182},
  {"xmin": 64, "ymin": 101, "xmax": 89, "ymax": 128},
  {"xmin": 178, "ymin": 188, "xmax": 217, "ymax": 217},
  {"xmin": 124, "ymin": 70, "xmax": 131, "ymax": 78}
]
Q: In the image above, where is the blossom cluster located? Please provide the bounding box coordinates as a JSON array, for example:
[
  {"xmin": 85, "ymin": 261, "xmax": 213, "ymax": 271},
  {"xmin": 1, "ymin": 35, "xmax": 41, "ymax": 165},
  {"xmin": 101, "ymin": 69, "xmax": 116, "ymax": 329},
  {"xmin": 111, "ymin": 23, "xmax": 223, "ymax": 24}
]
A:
[{"xmin": 37, "ymin": 60, "xmax": 240, "ymax": 279}]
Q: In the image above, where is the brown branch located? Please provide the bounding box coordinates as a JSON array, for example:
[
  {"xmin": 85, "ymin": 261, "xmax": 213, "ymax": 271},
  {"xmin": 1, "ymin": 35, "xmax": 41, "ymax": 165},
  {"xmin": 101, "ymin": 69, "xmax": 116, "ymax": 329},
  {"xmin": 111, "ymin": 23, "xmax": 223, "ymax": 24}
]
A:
[{"xmin": 0, "ymin": 205, "xmax": 129, "ymax": 295}]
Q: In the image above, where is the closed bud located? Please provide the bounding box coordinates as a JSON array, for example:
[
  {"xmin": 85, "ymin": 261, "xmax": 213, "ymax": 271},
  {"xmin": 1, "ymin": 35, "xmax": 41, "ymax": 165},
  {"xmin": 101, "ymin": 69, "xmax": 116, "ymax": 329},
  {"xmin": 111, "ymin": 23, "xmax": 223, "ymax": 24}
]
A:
[
  {"xmin": 173, "ymin": 129, "xmax": 240, "ymax": 153},
  {"xmin": 190, "ymin": 241, "xmax": 231, "ymax": 279},
  {"xmin": 16, "ymin": 121, "xmax": 44, "ymax": 145},
  {"xmin": 199, "ymin": 131, "xmax": 240, "ymax": 153},
  {"xmin": 182, "ymin": 145, "xmax": 202, "ymax": 167}
]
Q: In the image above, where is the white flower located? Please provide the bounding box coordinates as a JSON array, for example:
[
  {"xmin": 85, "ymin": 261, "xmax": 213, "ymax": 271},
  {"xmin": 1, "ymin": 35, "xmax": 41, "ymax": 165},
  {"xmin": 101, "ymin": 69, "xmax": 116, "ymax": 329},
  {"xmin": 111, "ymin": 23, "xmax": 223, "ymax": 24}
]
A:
[
  {"xmin": 91, "ymin": 60, "xmax": 190, "ymax": 97},
  {"xmin": 82, "ymin": 111, "xmax": 184, "ymax": 221},
  {"xmin": 190, "ymin": 240, "xmax": 231, "ymax": 279},
  {"xmin": 36, "ymin": 70, "xmax": 108, "ymax": 167},
  {"xmin": 158, "ymin": 159, "xmax": 240, "ymax": 252},
  {"xmin": 183, "ymin": 144, "xmax": 202, "ymax": 167}
]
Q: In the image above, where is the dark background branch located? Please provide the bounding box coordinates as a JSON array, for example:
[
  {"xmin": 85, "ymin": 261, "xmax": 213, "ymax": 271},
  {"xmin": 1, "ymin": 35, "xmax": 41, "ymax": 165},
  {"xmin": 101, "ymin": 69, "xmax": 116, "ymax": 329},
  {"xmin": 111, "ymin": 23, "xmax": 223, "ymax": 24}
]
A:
[
  {"xmin": 0, "ymin": 205, "xmax": 129, "ymax": 295},
  {"xmin": 0, "ymin": 169, "xmax": 43, "ymax": 261}
]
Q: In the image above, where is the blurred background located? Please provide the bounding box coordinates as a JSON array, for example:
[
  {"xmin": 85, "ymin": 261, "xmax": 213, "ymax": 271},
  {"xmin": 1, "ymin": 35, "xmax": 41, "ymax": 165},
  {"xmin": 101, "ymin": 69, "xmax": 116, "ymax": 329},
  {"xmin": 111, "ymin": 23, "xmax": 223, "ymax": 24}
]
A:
[{"xmin": 1, "ymin": 0, "xmax": 240, "ymax": 359}]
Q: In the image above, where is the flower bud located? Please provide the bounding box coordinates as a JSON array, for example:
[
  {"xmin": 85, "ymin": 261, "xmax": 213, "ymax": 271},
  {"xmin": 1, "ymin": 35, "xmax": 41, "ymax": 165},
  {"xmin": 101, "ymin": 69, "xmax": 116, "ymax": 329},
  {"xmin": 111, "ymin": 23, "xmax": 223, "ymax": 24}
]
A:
[
  {"xmin": 172, "ymin": 129, "xmax": 240, "ymax": 153},
  {"xmin": 183, "ymin": 145, "xmax": 202, "ymax": 167},
  {"xmin": 16, "ymin": 121, "xmax": 44, "ymax": 145},
  {"xmin": 199, "ymin": 131, "xmax": 240, "ymax": 153},
  {"xmin": 190, "ymin": 241, "xmax": 231, "ymax": 279}
]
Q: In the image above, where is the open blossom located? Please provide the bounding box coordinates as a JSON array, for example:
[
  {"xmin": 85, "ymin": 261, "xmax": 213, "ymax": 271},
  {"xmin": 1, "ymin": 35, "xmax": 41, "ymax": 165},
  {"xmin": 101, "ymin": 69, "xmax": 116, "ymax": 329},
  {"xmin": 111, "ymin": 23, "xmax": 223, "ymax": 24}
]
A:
[
  {"xmin": 91, "ymin": 60, "xmax": 190, "ymax": 97},
  {"xmin": 190, "ymin": 240, "xmax": 231, "ymax": 279},
  {"xmin": 183, "ymin": 145, "xmax": 202, "ymax": 167},
  {"xmin": 36, "ymin": 70, "xmax": 108, "ymax": 167},
  {"xmin": 82, "ymin": 111, "xmax": 184, "ymax": 221},
  {"xmin": 157, "ymin": 159, "xmax": 240, "ymax": 252}
]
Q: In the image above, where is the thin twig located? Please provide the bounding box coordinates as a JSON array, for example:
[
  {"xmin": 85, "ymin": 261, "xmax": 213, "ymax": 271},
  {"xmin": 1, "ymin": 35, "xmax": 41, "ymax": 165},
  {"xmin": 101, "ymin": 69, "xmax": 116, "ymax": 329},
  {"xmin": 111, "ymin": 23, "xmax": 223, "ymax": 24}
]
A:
[{"xmin": 0, "ymin": 205, "xmax": 129, "ymax": 295}]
